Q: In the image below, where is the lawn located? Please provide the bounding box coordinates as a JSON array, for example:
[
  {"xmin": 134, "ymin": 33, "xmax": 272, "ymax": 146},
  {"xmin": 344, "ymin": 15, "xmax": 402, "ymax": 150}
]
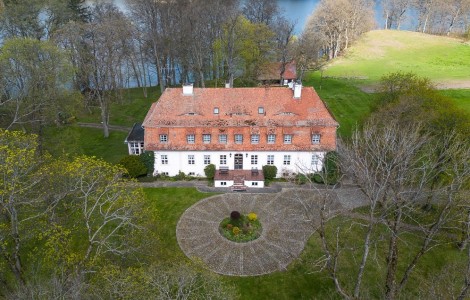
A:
[
  {"xmin": 143, "ymin": 187, "xmax": 469, "ymax": 299},
  {"xmin": 324, "ymin": 30, "xmax": 470, "ymax": 83},
  {"xmin": 439, "ymin": 89, "xmax": 470, "ymax": 113},
  {"xmin": 76, "ymin": 86, "xmax": 161, "ymax": 126},
  {"xmin": 43, "ymin": 125, "xmax": 128, "ymax": 164},
  {"xmin": 303, "ymin": 72, "xmax": 379, "ymax": 138}
]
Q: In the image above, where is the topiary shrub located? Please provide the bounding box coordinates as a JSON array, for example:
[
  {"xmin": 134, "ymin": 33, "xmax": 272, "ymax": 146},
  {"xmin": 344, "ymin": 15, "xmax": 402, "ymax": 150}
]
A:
[
  {"xmin": 262, "ymin": 165, "xmax": 277, "ymax": 180},
  {"xmin": 119, "ymin": 155, "xmax": 148, "ymax": 178},
  {"xmin": 230, "ymin": 211, "xmax": 241, "ymax": 220},
  {"xmin": 204, "ymin": 164, "xmax": 216, "ymax": 179},
  {"xmin": 139, "ymin": 151, "xmax": 154, "ymax": 175},
  {"xmin": 322, "ymin": 151, "xmax": 340, "ymax": 185}
]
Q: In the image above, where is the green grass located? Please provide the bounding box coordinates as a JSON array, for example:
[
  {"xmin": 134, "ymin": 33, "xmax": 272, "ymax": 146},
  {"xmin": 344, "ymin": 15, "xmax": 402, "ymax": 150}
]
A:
[
  {"xmin": 77, "ymin": 86, "xmax": 161, "ymax": 126},
  {"xmin": 303, "ymin": 72, "xmax": 379, "ymax": 138},
  {"xmin": 325, "ymin": 30, "xmax": 470, "ymax": 83},
  {"xmin": 439, "ymin": 89, "xmax": 470, "ymax": 113},
  {"xmin": 43, "ymin": 125, "xmax": 128, "ymax": 164},
  {"xmin": 142, "ymin": 187, "xmax": 469, "ymax": 299}
]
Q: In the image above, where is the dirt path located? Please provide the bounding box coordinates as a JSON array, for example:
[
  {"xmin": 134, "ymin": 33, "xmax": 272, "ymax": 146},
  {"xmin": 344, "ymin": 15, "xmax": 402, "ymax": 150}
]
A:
[{"xmin": 77, "ymin": 122, "xmax": 131, "ymax": 132}]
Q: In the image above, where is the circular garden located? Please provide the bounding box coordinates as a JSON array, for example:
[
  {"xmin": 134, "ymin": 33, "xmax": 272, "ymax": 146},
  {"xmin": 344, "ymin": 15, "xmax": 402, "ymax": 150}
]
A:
[{"xmin": 219, "ymin": 211, "xmax": 262, "ymax": 243}]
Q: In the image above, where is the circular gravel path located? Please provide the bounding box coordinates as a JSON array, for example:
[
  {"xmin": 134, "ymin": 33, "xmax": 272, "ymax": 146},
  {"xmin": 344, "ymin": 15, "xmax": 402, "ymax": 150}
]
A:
[{"xmin": 176, "ymin": 189, "xmax": 342, "ymax": 276}]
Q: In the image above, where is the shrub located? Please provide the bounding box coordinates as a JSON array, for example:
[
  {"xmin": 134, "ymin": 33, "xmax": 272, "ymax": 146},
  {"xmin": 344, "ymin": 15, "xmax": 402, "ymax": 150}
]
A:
[
  {"xmin": 262, "ymin": 165, "xmax": 277, "ymax": 180},
  {"xmin": 139, "ymin": 151, "xmax": 154, "ymax": 175},
  {"xmin": 230, "ymin": 211, "xmax": 241, "ymax": 220},
  {"xmin": 232, "ymin": 226, "xmax": 240, "ymax": 235},
  {"xmin": 118, "ymin": 155, "xmax": 147, "ymax": 178},
  {"xmin": 204, "ymin": 164, "xmax": 216, "ymax": 179},
  {"xmin": 173, "ymin": 171, "xmax": 187, "ymax": 181},
  {"xmin": 322, "ymin": 151, "xmax": 340, "ymax": 185},
  {"xmin": 247, "ymin": 212, "xmax": 257, "ymax": 221}
]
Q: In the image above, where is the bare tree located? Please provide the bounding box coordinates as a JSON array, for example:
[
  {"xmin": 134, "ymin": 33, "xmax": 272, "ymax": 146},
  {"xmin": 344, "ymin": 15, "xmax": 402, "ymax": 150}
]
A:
[{"xmin": 242, "ymin": 0, "xmax": 279, "ymax": 26}]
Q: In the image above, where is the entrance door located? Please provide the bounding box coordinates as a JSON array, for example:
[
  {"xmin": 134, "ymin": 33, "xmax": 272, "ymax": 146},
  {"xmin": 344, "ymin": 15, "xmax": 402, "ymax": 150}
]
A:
[{"xmin": 234, "ymin": 154, "xmax": 243, "ymax": 170}]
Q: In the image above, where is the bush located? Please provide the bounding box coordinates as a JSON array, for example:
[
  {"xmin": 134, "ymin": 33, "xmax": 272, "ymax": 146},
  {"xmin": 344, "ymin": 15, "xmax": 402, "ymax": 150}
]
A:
[
  {"xmin": 262, "ymin": 165, "xmax": 277, "ymax": 180},
  {"xmin": 230, "ymin": 211, "xmax": 241, "ymax": 220},
  {"xmin": 139, "ymin": 151, "xmax": 154, "ymax": 175},
  {"xmin": 204, "ymin": 164, "xmax": 216, "ymax": 179},
  {"xmin": 322, "ymin": 151, "xmax": 340, "ymax": 185},
  {"xmin": 247, "ymin": 212, "xmax": 257, "ymax": 221},
  {"xmin": 173, "ymin": 171, "xmax": 187, "ymax": 181},
  {"xmin": 119, "ymin": 155, "xmax": 148, "ymax": 178}
]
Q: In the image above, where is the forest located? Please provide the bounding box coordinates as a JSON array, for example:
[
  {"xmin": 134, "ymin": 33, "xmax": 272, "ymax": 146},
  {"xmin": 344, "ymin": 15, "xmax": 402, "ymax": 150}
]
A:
[{"xmin": 1, "ymin": 0, "xmax": 470, "ymax": 299}]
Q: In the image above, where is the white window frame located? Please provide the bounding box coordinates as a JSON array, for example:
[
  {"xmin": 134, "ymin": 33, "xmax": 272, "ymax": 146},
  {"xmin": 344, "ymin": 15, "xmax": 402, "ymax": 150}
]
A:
[
  {"xmin": 251, "ymin": 182, "xmax": 258, "ymax": 186},
  {"xmin": 283, "ymin": 155, "xmax": 291, "ymax": 165},
  {"xmin": 219, "ymin": 134, "xmax": 227, "ymax": 144},
  {"xmin": 220, "ymin": 155, "xmax": 227, "ymax": 165},
  {"xmin": 159, "ymin": 134, "xmax": 168, "ymax": 143},
  {"xmin": 251, "ymin": 134, "xmax": 259, "ymax": 144},
  {"xmin": 258, "ymin": 107, "xmax": 264, "ymax": 114},
  {"xmin": 204, "ymin": 155, "xmax": 211, "ymax": 165},
  {"xmin": 312, "ymin": 134, "xmax": 321, "ymax": 144},
  {"xmin": 203, "ymin": 134, "xmax": 211, "ymax": 144},
  {"xmin": 221, "ymin": 181, "xmax": 227, "ymax": 186},
  {"xmin": 214, "ymin": 107, "xmax": 219, "ymax": 114},
  {"xmin": 161, "ymin": 155, "xmax": 168, "ymax": 165},
  {"xmin": 129, "ymin": 142, "xmax": 144, "ymax": 155},
  {"xmin": 267, "ymin": 155, "xmax": 274, "ymax": 165},
  {"xmin": 251, "ymin": 155, "xmax": 258, "ymax": 165},
  {"xmin": 267, "ymin": 134, "xmax": 276, "ymax": 144},
  {"xmin": 188, "ymin": 155, "xmax": 195, "ymax": 165},
  {"xmin": 187, "ymin": 134, "xmax": 195, "ymax": 144},
  {"xmin": 235, "ymin": 134, "xmax": 243, "ymax": 144},
  {"xmin": 283, "ymin": 134, "xmax": 292, "ymax": 144},
  {"xmin": 311, "ymin": 154, "xmax": 319, "ymax": 166}
]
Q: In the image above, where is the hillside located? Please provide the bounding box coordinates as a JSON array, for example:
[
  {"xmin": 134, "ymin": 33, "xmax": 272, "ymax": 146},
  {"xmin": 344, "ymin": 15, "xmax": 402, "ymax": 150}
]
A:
[{"xmin": 324, "ymin": 30, "xmax": 470, "ymax": 86}]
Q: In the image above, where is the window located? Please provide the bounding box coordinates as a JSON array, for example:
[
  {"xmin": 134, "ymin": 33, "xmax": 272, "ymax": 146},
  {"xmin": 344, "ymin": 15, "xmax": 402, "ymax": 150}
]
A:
[
  {"xmin": 188, "ymin": 172, "xmax": 195, "ymax": 176},
  {"xmin": 251, "ymin": 134, "xmax": 259, "ymax": 144},
  {"xmin": 220, "ymin": 181, "xmax": 227, "ymax": 186},
  {"xmin": 312, "ymin": 155, "xmax": 319, "ymax": 166},
  {"xmin": 219, "ymin": 134, "xmax": 227, "ymax": 144},
  {"xmin": 161, "ymin": 172, "xmax": 169, "ymax": 176},
  {"xmin": 283, "ymin": 155, "xmax": 291, "ymax": 165},
  {"xmin": 284, "ymin": 134, "xmax": 292, "ymax": 144},
  {"xmin": 214, "ymin": 107, "xmax": 219, "ymax": 114},
  {"xmin": 203, "ymin": 134, "xmax": 211, "ymax": 144},
  {"xmin": 251, "ymin": 155, "xmax": 258, "ymax": 165},
  {"xmin": 251, "ymin": 182, "xmax": 258, "ymax": 186},
  {"xmin": 204, "ymin": 155, "xmax": 211, "ymax": 165},
  {"xmin": 258, "ymin": 107, "xmax": 264, "ymax": 114},
  {"xmin": 159, "ymin": 134, "xmax": 168, "ymax": 143},
  {"xmin": 129, "ymin": 142, "xmax": 144, "ymax": 155},
  {"xmin": 235, "ymin": 134, "xmax": 243, "ymax": 144},
  {"xmin": 220, "ymin": 155, "xmax": 227, "ymax": 165},
  {"xmin": 161, "ymin": 155, "xmax": 168, "ymax": 165},
  {"xmin": 187, "ymin": 134, "xmax": 195, "ymax": 144},
  {"xmin": 267, "ymin": 134, "xmax": 276, "ymax": 144},
  {"xmin": 312, "ymin": 134, "xmax": 321, "ymax": 144},
  {"xmin": 188, "ymin": 155, "xmax": 195, "ymax": 165},
  {"xmin": 267, "ymin": 155, "xmax": 274, "ymax": 165}
]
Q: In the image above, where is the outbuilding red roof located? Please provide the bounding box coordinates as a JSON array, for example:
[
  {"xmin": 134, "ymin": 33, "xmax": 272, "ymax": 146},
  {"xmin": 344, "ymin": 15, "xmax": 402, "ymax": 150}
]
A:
[{"xmin": 257, "ymin": 61, "xmax": 297, "ymax": 81}]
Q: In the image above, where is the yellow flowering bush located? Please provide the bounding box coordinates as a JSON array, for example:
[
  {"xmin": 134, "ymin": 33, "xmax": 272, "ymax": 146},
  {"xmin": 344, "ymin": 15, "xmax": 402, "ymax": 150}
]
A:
[
  {"xmin": 232, "ymin": 226, "xmax": 241, "ymax": 235},
  {"xmin": 248, "ymin": 212, "xmax": 257, "ymax": 221}
]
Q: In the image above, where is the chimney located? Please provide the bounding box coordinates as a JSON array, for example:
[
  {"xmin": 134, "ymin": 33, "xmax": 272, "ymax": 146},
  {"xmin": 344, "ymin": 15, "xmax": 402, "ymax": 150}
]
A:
[
  {"xmin": 293, "ymin": 81, "xmax": 302, "ymax": 99},
  {"xmin": 182, "ymin": 83, "xmax": 193, "ymax": 95},
  {"xmin": 225, "ymin": 81, "xmax": 230, "ymax": 88}
]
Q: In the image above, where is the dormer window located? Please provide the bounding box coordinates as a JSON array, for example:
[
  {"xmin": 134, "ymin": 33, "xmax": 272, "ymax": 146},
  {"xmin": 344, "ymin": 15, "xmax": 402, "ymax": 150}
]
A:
[
  {"xmin": 187, "ymin": 112, "xmax": 196, "ymax": 115},
  {"xmin": 312, "ymin": 134, "xmax": 321, "ymax": 144},
  {"xmin": 214, "ymin": 107, "xmax": 219, "ymax": 114},
  {"xmin": 258, "ymin": 107, "xmax": 264, "ymax": 114}
]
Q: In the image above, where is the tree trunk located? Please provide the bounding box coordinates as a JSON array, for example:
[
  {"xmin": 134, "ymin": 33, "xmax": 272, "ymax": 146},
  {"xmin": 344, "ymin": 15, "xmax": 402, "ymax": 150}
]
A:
[
  {"xmin": 100, "ymin": 99, "xmax": 109, "ymax": 138},
  {"xmin": 385, "ymin": 207, "xmax": 402, "ymax": 300},
  {"xmin": 10, "ymin": 206, "xmax": 25, "ymax": 284}
]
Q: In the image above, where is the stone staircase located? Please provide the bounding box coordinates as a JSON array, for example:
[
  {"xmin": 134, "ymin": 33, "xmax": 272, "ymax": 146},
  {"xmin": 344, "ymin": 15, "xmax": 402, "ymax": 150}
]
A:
[{"xmin": 231, "ymin": 175, "xmax": 247, "ymax": 191}]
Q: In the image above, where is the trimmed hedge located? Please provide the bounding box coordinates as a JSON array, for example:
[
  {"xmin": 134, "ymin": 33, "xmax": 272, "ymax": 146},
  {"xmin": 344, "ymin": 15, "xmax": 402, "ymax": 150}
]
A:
[{"xmin": 119, "ymin": 155, "xmax": 148, "ymax": 178}]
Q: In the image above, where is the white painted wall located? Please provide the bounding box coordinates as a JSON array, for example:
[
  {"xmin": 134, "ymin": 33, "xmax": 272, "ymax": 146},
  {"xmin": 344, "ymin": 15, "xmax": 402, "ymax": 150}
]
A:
[
  {"xmin": 214, "ymin": 180, "xmax": 234, "ymax": 187},
  {"xmin": 153, "ymin": 151, "xmax": 325, "ymax": 177},
  {"xmin": 245, "ymin": 180, "xmax": 265, "ymax": 188}
]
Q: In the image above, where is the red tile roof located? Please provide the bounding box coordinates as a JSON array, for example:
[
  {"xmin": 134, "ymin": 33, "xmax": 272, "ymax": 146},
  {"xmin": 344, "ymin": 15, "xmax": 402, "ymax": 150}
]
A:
[
  {"xmin": 143, "ymin": 86, "xmax": 338, "ymax": 128},
  {"xmin": 143, "ymin": 86, "xmax": 338, "ymax": 152},
  {"xmin": 257, "ymin": 61, "xmax": 297, "ymax": 81}
]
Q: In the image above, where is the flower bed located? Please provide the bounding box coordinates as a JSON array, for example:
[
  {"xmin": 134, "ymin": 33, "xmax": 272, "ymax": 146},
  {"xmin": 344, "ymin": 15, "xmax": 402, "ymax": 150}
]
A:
[{"xmin": 219, "ymin": 211, "xmax": 262, "ymax": 243}]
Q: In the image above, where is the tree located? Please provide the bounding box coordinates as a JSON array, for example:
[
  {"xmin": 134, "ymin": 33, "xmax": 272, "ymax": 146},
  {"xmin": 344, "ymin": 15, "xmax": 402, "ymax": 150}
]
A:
[
  {"xmin": 0, "ymin": 38, "xmax": 76, "ymax": 139},
  {"xmin": 302, "ymin": 0, "xmax": 374, "ymax": 60},
  {"xmin": 119, "ymin": 155, "xmax": 148, "ymax": 178},
  {"xmin": 381, "ymin": 0, "xmax": 412, "ymax": 29},
  {"xmin": 242, "ymin": 0, "xmax": 279, "ymax": 26}
]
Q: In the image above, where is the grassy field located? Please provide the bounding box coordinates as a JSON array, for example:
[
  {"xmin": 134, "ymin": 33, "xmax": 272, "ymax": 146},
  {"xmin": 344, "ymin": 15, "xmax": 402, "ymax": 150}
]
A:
[
  {"xmin": 143, "ymin": 187, "xmax": 468, "ymax": 299},
  {"xmin": 324, "ymin": 30, "xmax": 470, "ymax": 83},
  {"xmin": 439, "ymin": 89, "xmax": 470, "ymax": 113},
  {"xmin": 303, "ymin": 72, "xmax": 379, "ymax": 138}
]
